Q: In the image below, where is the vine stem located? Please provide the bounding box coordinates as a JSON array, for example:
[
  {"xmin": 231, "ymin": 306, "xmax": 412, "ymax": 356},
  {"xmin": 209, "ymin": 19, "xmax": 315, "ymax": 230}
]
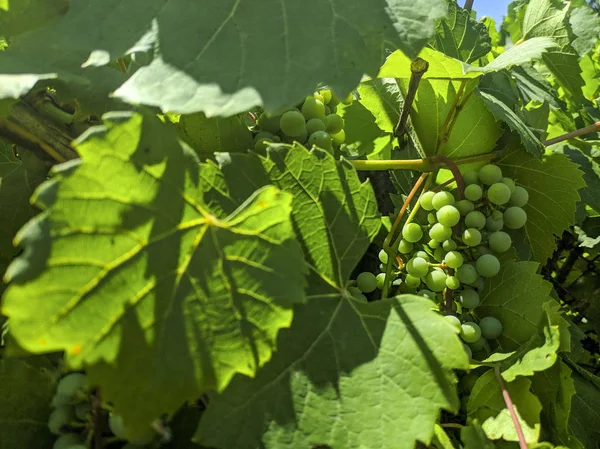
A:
[
  {"xmin": 350, "ymin": 153, "xmax": 495, "ymax": 172},
  {"xmin": 464, "ymin": 0, "xmax": 474, "ymax": 11},
  {"xmin": 543, "ymin": 121, "xmax": 600, "ymax": 146},
  {"xmin": 430, "ymin": 155, "xmax": 465, "ymax": 199},
  {"xmin": 93, "ymin": 387, "xmax": 104, "ymax": 449},
  {"xmin": 395, "ymin": 58, "xmax": 429, "ymax": 138},
  {"xmin": 117, "ymin": 57, "xmax": 127, "ymax": 73},
  {"xmin": 494, "ymin": 365, "xmax": 528, "ymax": 449},
  {"xmin": 0, "ymin": 115, "xmax": 67, "ymax": 162}
]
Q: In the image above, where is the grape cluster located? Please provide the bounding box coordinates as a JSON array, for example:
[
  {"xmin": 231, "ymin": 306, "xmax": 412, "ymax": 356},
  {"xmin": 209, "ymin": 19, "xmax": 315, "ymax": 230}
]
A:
[
  {"xmin": 352, "ymin": 164, "xmax": 530, "ymax": 358},
  {"xmin": 252, "ymin": 89, "xmax": 351, "ymax": 153}
]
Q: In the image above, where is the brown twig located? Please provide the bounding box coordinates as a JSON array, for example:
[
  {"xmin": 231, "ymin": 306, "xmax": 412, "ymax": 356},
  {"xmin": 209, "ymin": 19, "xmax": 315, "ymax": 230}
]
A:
[
  {"xmin": 464, "ymin": 0, "xmax": 474, "ymax": 11},
  {"xmin": 92, "ymin": 387, "xmax": 104, "ymax": 449},
  {"xmin": 394, "ymin": 58, "xmax": 429, "ymax": 138},
  {"xmin": 494, "ymin": 365, "xmax": 528, "ymax": 449},
  {"xmin": 117, "ymin": 57, "xmax": 128, "ymax": 73},
  {"xmin": 543, "ymin": 121, "xmax": 600, "ymax": 146},
  {"xmin": 430, "ymin": 155, "xmax": 465, "ymax": 199}
]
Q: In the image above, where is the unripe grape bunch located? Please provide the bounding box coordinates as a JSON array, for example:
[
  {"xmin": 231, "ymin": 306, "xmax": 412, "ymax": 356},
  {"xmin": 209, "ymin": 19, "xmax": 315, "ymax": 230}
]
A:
[
  {"xmin": 251, "ymin": 89, "xmax": 351, "ymax": 153},
  {"xmin": 352, "ymin": 164, "xmax": 529, "ymax": 357}
]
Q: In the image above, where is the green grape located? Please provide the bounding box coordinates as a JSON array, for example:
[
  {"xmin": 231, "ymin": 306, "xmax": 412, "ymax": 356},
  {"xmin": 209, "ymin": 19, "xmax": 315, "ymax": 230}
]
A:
[
  {"xmin": 474, "ymin": 246, "xmax": 491, "ymax": 258},
  {"xmin": 456, "ymin": 199, "xmax": 475, "ymax": 216},
  {"xmin": 420, "ymin": 191, "xmax": 436, "ymax": 211},
  {"xmin": 406, "ymin": 257, "xmax": 429, "ymax": 278},
  {"xmin": 57, "ymin": 373, "xmax": 89, "ymax": 399},
  {"xmin": 376, "ymin": 273, "xmax": 386, "ymax": 290},
  {"xmin": 418, "ymin": 289, "xmax": 436, "ymax": 300},
  {"xmin": 463, "ymin": 170, "xmax": 480, "ymax": 185},
  {"xmin": 279, "ymin": 111, "xmax": 306, "ymax": 136},
  {"xmin": 254, "ymin": 136, "xmax": 273, "ymax": 151},
  {"xmin": 429, "ymin": 223, "xmax": 453, "ymax": 242},
  {"xmin": 415, "ymin": 251, "xmax": 430, "ymax": 260},
  {"xmin": 473, "ymin": 276, "xmax": 485, "ymax": 290},
  {"xmin": 301, "ymin": 97, "xmax": 326, "ymax": 120},
  {"xmin": 324, "ymin": 114, "xmax": 344, "ymax": 134},
  {"xmin": 425, "ymin": 269, "xmax": 447, "ymax": 292},
  {"xmin": 480, "ymin": 316, "xmax": 503, "ymax": 339},
  {"xmin": 462, "ymin": 228, "xmax": 482, "ymax": 247},
  {"xmin": 433, "ymin": 247, "xmax": 446, "ymax": 262},
  {"xmin": 444, "ymin": 315, "xmax": 462, "ymax": 332},
  {"xmin": 341, "ymin": 92, "xmax": 354, "ymax": 105},
  {"xmin": 442, "ymin": 239, "xmax": 457, "ymax": 251},
  {"xmin": 357, "ymin": 272, "xmax": 378, "ymax": 293},
  {"xmin": 379, "ymin": 263, "xmax": 386, "ymax": 272},
  {"xmin": 459, "ymin": 371, "xmax": 480, "ymax": 393},
  {"xmin": 432, "ymin": 191, "xmax": 455, "ymax": 210},
  {"xmin": 306, "ymin": 118, "xmax": 326, "ymax": 135},
  {"xmin": 427, "ymin": 213, "xmax": 437, "ymax": 224},
  {"xmin": 446, "ymin": 275, "xmax": 460, "ymax": 290},
  {"xmin": 476, "ymin": 254, "xmax": 501, "ymax": 277},
  {"xmin": 328, "ymin": 92, "xmax": 341, "ymax": 106},
  {"xmin": 501, "ymin": 177, "xmax": 516, "ymax": 193},
  {"xmin": 464, "ymin": 184, "xmax": 483, "ymax": 202},
  {"xmin": 465, "ymin": 211, "xmax": 486, "ymax": 230},
  {"xmin": 460, "ymin": 322, "xmax": 482, "ymax": 343},
  {"xmin": 75, "ymin": 402, "xmax": 92, "ymax": 420},
  {"xmin": 509, "ymin": 186, "xmax": 529, "ymax": 207},
  {"xmin": 257, "ymin": 112, "xmax": 281, "ymax": 134},
  {"xmin": 52, "ymin": 393, "xmax": 72, "ymax": 408},
  {"xmin": 48, "ymin": 406, "xmax": 75, "ymax": 435},
  {"xmin": 457, "ymin": 264, "xmax": 478, "ymax": 284},
  {"xmin": 485, "ymin": 215, "xmax": 504, "ymax": 231},
  {"xmin": 436, "ymin": 205, "xmax": 461, "ymax": 227},
  {"xmin": 504, "ymin": 206, "xmax": 527, "ymax": 229},
  {"xmin": 469, "ymin": 337, "xmax": 487, "ymax": 352},
  {"xmin": 378, "ymin": 249, "xmax": 389, "ymax": 264},
  {"xmin": 428, "ymin": 239, "xmax": 439, "ymax": 249},
  {"xmin": 313, "ymin": 92, "xmax": 325, "ymax": 103},
  {"xmin": 489, "ymin": 231, "xmax": 511, "ymax": 253},
  {"xmin": 319, "ymin": 89, "xmax": 332, "ymax": 104},
  {"xmin": 405, "ymin": 274, "xmax": 422, "ymax": 288},
  {"xmin": 487, "ymin": 182, "xmax": 512, "ymax": 205},
  {"xmin": 459, "ymin": 289, "xmax": 480, "ymax": 309},
  {"xmin": 398, "ymin": 239, "xmax": 414, "ymax": 254},
  {"xmin": 253, "ymin": 131, "xmax": 274, "ymax": 145},
  {"xmin": 402, "ymin": 223, "xmax": 423, "ymax": 243},
  {"xmin": 478, "ymin": 164, "xmax": 503, "ymax": 185},
  {"xmin": 444, "ymin": 251, "xmax": 464, "ymax": 269},
  {"xmin": 348, "ymin": 286, "xmax": 368, "ymax": 302},
  {"xmin": 462, "ymin": 343, "xmax": 473, "ymax": 360},
  {"xmin": 109, "ymin": 413, "xmax": 127, "ymax": 439},
  {"xmin": 53, "ymin": 434, "xmax": 83, "ymax": 449},
  {"xmin": 308, "ymin": 130, "xmax": 333, "ymax": 151},
  {"xmin": 331, "ymin": 129, "xmax": 346, "ymax": 145}
]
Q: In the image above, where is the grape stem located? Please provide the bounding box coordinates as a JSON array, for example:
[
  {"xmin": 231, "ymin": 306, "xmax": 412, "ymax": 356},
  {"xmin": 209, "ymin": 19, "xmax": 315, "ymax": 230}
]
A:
[
  {"xmin": 430, "ymin": 155, "xmax": 465, "ymax": 199},
  {"xmin": 464, "ymin": 0, "xmax": 474, "ymax": 11},
  {"xmin": 430, "ymin": 178, "xmax": 456, "ymax": 192},
  {"xmin": 350, "ymin": 153, "xmax": 495, "ymax": 172},
  {"xmin": 117, "ymin": 57, "xmax": 128, "ymax": 73},
  {"xmin": 543, "ymin": 121, "xmax": 600, "ymax": 146},
  {"xmin": 494, "ymin": 365, "xmax": 528, "ymax": 449},
  {"xmin": 394, "ymin": 58, "xmax": 429, "ymax": 138},
  {"xmin": 92, "ymin": 387, "xmax": 104, "ymax": 449}
]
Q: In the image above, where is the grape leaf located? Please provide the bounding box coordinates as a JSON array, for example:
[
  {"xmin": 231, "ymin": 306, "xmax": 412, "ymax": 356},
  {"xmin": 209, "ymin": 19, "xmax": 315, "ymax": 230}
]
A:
[
  {"xmin": 478, "ymin": 90, "xmax": 544, "ymax": 158},
  {"xmin": 429, "ymin": 0, "xmax": 491, "ymax": 63},
  {"xmin": 432, "ymin": 424, "xmax": 455, "ymax": 449},
  {"xmin": 569, "ymin": 5, "xmax": 600, "ymax": 56},
  {"xmin": 497, "ymin": 146, "xmax": 586, "ymax": 264},
  {"xmin": 478, "ymin": 260, "xmax": 553, "ymax": 351},
  {"xmin": 0, "ymin": 359, "xmax": 57, "ymax": 449},
  {"xmin": 0, "ymin": 0, "xmax": 68, "ymax": 37},
  {"xmin": 479, "ymin": 71, "xmax": 521, "ymax": 110},
  {"xmin": 195, "ymin": 295, "xmax": 469, "ymax": 449},
  {"xmin": 510, "ymin": 65, "xmax": 562, "ymax": 109},
  {"xmin": 567, "ymin": 364, "xmax": 600, "ymax": 448},
  {"xmin": 380, "ymin": 48, "xmax": 482, "ymax": 80},
  {"xmin": 467, "ymin": 370, "xmax": 542, "ymax": 444},
  {"xmin": 560, "ymin": 144, "xmax": 600, "ymax": 214},
  {"xmin": 1, "ymin": 111, "xmax": 307, "ymax": 437},
  {"xmin": 461, "ymin": 420, "xmax": 497, "ymax": 449}
]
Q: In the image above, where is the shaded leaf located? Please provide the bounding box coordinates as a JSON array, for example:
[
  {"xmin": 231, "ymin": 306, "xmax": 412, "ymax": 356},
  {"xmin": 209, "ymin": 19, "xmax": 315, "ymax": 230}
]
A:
[
  {"xmin": 567, "ymin": 364, "xmax": 600, "ymax": 448},
  {"xmin": 461, "ymin": 420, "xmax": 496, "ymax": 449},
  {"xmin": 0, "ymin": 0, "xmax": 68, "ymax": 37},
  {"xmin": 561, "ymin": 144, "xmax": 600, "ymax": 214},
  {"xmin": 510, "ymin": 65, "xmax": 561, "ymax": 109},
  {"xmin": 569, "ymin": 4, "xmax": 600, "ymax": 57}
]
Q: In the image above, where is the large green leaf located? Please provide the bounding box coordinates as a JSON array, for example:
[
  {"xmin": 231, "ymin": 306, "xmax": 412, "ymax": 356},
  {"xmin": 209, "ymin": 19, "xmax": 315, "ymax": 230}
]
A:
[
  {"xmin": 467, "ymin": 371, "xmax": 542, "ymax": 444},
  {"xmin": 568, "ymin": 364, "xmax": 600, "ymax": 448},
  {"xmin": 570, "ymin": 5, "xmax": 600, "ymax": 56},
  {"xmin": 0, "ymin": 359, "xmax": 57, "ymax": 449},
  {"xmin": 429, "ymin": 0, "xmax": 491, "ymax": 63},
  {"xmin": 0, "ymin": 0, "xmax": 449, "ymax": 116},
  {"xmin": 0, "ymin": 0, "xmax": 68, "ymax": 37},
  {"xmin": 560, "ymin": 143, "xmax": 600, "ymax": 214},
  {"xmin": 196, "ymin": 295, "xmax": 469, "ymax": 449},
  {"xmin": 497, "ymin": 146, "xmax": 585, "ymax": 264},
  {"xmin": 380, "ymin": 48, "xmax": 482, "ymax": 80},
  {"xmin": 1, "ymin": 111, "xmax": 307, "ymax": 437}
]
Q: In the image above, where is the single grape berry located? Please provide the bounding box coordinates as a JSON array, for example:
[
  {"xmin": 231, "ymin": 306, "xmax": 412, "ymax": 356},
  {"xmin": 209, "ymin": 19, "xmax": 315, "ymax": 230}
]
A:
[
  {"xmin": 445, "ymin": 315, "xmax": 462, "ymax": 332},
  {"xmin": 109, "ymin": 413, "xmax": 127, "ymax": 439},
  {"xmin": 398, "ymin": 239, "xmax": 414, "ymax": 254},
  {"xmin": 462, "ymin": 228, "xmax": 482, "ymax": 247},
  {"xmin": 402, "ymin": 223, "xmax": 423, "ymax": 243},
  {"xmin": 432, "ymin": 191, "xmax": 455, "ymax": 210},
  {"xmin": 324, "ymin": 114, "xmax": 344, "ymax": 134},
  {"xmin": 406, "ymin": 257, "xmax": 429, "ymax": 278},
  {"xmin": 456, "ymin": 199, "xmax": 475, "ymax": 216},
  {"xmin": 254, "ymin": 136, "xmax": 273, "ymax": 151},
  {"xmin": 301, "ymin": 97, "xmax": 326, "ymax": 120},
  {"xmin": 486, "ymin": 215, "xmax": 504, "ymax": 231},
  {"xmin": 487, "ymin": 182, "xmax": 512, "ymax": 205},
  {"xmin": 446, "ymin": 275, "xmax": 460, "ymax": 290},
  {"xmin": 476, "ymin": 254, "xmax": 501, "ymax": 277},
  {"xmin": 501, "ymin": 177, "xmax": 516, "ymax": 193},
  {"xmin": 48, "ymin": 406, "xmax": 76, "ymax": 435},
  {"xmin": 437, "ymin": 205, "xmax": 461, "ymax": 227},
  {"xmin": 460, "ymin": 322, "xmax": 482, "ymax": 343},
  {"xmin": 465, "ymin": 211, "xmax": 486, "ymax": 229},
  {"xmin": 415, "ymin": 251, "xmax": 429, "ymax": 260},
  {"xmin": 473, "ymin": 276, "xmax": 485, "ymax": 290},
  {"xmin": 280, "ymin": 111, "xmax": 306, "ymax": 136},
  {"xmin": 459, "ymin": 289, "xmax": 480, "ymax": 309},
  {"xmin": 457, "ymin": 264, "xmax": 478, "ymax": 284},
  {"xmin": 56, "ymin": 373, "xmax": 88, "ymax": 400},
  {"xmin": 425, "ymin": 269, "xmax": 447, "ymax": 292},
  {"xmin": 509, "ymin": 186, "xmax": 529, "ymax": 207},
  {"xmin": 427, "ymin": 213, "xmax": 437, "ymax": 224},
  {"xmin": 306, "ymin": 118, "xmax": 326, "ymax": 135},
  {"xmin": 378, "ymin": 249, "xmax": 389, "ymax": 265},
  {"xmin": 257, "ymin": 112, "xmax": 281, "ymax": 134},
  {"xmin": 429, "ymin": 223, "xmax": 453, "ymax": 242},
  {"xmin": 463, "ymin": 170, "xmax": 480, "ymax": 185},
  {"xmin": 444, "ymin": 251, "xmax": 464, "ymax": 269},
  {"xmin": 53, "ymin": 434, "xmax": 83, "ymax": 449},
  {"xmin": 405, "ymin": 274, "xmax": 421, "ymax": 288},
  {"xmin": 463, "ymin": 343, "xmax": 473, "ymax": 359},
  {"xmin": 489, "ymin": 231, "xmax": 512, "ymax": 253},
  {"xmin": 478, "ymin": 164, "xmax": 503, "ymax": 185},
  {"xmin": 504, "ymin": 206, "xmax": 527, "ymax": 229},
  {"xmin": 376, "ymin": 273, "xmax": 386, "ymax": 290},
  {"xmin": 464, "ymin": 184, "xmax": 483, "ymax": 202},
  {"xmin": 475, "ymin": 245, "xmax": 492, "ymax": 257},
  {"xmin": 469, "ymin": 337, "xmax": 487, "ymax": 352},
  {"xmin": 434, "ymin": 247, "xmax": 446, "ymax": 262},
  {"xmin": 443, "ymin": 239, "xmax": 457, "ymax": 251},
  {"xmin": 341, "ymin": 92, "xmax": 354, "ymax": 105},
  {"xmin": 331, "ymin": 129, "xmax": 346, "ymax": 145},
  {"xmin": 357, "ymin": 272, "xmax": 378, "ymax": 293},
  {"xmin": 420, "ymin": 191, "xmax": 436, "ymax": 211},
  {"xmin": 308, "ymin": 130, "xmax": 333, "ymax": 151},
  {"xmin": 480, "ymin": 316, "xmax": 503, "ymax": 339},
  {"xmin": 319, "ymin": 89, "xmax": 332, "ymax": 104},
  {"xmin": 428, "ymin": 239, "xmax": 439, "ymax": 249}
]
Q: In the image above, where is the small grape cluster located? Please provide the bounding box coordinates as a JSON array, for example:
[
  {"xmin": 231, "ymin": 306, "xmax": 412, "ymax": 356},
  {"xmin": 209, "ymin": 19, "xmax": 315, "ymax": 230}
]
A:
[
  {"xmin": 251, "ymin": 89, "xmax": 351, "ymax": 153},
  {"xmin": 351, "ymin": 164, "xmax": 530, "ymax": 358},
  {"xmin": 48, "ymin": 372, "xmax": 162, "ymax": 449}
]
